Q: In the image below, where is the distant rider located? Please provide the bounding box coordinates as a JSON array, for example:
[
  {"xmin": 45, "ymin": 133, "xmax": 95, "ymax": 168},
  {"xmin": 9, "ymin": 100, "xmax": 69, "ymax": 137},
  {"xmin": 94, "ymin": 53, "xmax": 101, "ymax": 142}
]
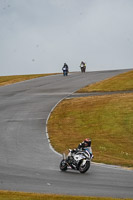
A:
[
  {"xmin": 67, "ymin": 138, "xmax": 93, "ymax": 162},
  {"xmin": 62, "ymin": 63, "xmax": 69, "ymax": 76},
  {"xmin": 80, "ymin": 61, "xmax": 86, "ymax": 72}
]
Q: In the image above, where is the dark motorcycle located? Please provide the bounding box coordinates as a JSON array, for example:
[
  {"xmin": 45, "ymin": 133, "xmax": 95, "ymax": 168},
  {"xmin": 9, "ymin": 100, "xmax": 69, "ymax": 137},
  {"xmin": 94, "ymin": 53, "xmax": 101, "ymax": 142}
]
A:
[{"xmin": 60, "ymin": 148, "xmax": 91, "ymax": 173}]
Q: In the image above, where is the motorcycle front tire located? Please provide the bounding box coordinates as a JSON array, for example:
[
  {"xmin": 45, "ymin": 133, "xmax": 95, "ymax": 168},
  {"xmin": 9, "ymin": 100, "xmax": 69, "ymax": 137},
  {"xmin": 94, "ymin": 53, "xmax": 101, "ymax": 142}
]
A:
[
  {"xmin": 60, "ymin": 159, "xmax": 67, "ymax": 171},
  {"xmin": 79, "ymin": 160, "xmax": 90, "ymax": 173}
]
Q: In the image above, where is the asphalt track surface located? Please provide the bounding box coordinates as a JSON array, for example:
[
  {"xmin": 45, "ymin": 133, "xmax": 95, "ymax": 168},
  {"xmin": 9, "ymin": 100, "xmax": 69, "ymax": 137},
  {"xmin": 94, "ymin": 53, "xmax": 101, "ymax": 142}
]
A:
[{"xmin": 0, "ymin": 70, "xmax": 133, "ymax": 198}]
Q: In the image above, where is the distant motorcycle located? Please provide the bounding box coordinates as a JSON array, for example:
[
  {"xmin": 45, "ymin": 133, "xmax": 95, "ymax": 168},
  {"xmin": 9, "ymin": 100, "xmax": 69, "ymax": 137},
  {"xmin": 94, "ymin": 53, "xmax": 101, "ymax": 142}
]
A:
[{"xmin": 60, "ymin": 148, "xmax": 91, "ymax": 173}]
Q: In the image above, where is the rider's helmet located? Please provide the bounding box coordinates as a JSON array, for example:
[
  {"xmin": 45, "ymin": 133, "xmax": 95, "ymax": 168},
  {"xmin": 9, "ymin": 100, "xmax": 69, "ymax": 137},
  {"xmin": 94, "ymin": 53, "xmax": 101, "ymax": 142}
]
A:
[{"xmin": 84, "ymin": 138, "xmax": 91, "ymax": 147}]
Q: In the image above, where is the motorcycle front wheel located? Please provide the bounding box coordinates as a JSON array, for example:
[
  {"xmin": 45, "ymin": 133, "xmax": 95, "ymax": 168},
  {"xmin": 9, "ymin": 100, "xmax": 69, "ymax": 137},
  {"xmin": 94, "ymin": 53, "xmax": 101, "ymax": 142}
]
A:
[
  {"xmin": 79, "ymin": 160, "xmax": 90, "ymax": 173},
  {"xmin": 60, "ymin": 159, "xmax": 67, "ymax": 171}
]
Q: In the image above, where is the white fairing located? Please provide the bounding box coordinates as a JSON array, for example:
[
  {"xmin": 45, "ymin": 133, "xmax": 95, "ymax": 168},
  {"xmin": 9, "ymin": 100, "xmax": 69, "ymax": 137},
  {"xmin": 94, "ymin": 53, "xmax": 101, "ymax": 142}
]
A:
[{"xmin": 74, "ymin": 154, "xmax": 83, "ymax": 161}]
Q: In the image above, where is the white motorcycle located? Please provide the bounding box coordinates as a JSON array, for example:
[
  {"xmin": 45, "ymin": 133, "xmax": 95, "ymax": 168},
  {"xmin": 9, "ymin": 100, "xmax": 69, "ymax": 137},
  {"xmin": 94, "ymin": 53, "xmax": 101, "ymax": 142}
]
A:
[{"xmin": 60, "ymin": 148, "xmax": 91, "ymax": 173}]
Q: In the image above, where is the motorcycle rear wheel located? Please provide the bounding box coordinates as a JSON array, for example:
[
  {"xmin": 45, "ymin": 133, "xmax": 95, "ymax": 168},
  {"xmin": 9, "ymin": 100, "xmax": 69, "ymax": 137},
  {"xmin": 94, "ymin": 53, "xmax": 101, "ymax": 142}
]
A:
[
  {"xmin": 60, "ymin": 159, "xmax": 67, "ymax": 171},
  {"xmin": 79, "ymin": 160, "xmax": 90, "ymax": 173}
]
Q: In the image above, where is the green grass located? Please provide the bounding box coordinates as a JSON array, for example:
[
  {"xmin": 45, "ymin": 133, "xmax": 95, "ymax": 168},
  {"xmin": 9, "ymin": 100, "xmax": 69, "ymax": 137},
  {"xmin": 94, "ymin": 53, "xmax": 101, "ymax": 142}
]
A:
[
  {"xmin": 77, "ymin": 70, "xmax": 133, "ymax": 92},
  {"xmin": 0, "ymin": 73, "xmax": 60, "ymax": 86},
  {"xmin": 0, "ymin": 191, "xmax": 132, "ymax": 200}
]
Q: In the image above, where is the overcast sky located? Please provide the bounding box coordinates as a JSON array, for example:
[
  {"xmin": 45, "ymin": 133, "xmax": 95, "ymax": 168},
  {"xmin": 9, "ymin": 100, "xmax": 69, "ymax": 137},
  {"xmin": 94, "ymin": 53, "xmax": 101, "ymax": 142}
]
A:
[{"xmin": 0, "ymin": 0, "xmax": 133, "ymax": 75}]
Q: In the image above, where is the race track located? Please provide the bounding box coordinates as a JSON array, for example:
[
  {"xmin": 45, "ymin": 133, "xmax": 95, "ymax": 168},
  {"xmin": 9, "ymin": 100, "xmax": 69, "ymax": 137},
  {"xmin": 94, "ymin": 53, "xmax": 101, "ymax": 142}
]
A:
[{"xmin": 0, "ymin": 70, "xmax": 133, "ymax": 198}]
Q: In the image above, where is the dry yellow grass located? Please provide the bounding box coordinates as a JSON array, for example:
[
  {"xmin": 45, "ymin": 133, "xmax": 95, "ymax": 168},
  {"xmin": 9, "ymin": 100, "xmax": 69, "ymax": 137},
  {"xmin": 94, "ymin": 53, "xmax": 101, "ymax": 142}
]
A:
[
  {"xmin": 48, "ymin": 93, "xmax": 133, "ymax": 167},
  {"xmin": 0, "ymin": 73, "xmax": 60, "ymax": 86},
  {"xmin": 0, "ymin": 190, "xmax": 132, "ymax": 200},
  {"xmin": 77, "ymin": 70, "xmax": 133, "ymax": 92}
]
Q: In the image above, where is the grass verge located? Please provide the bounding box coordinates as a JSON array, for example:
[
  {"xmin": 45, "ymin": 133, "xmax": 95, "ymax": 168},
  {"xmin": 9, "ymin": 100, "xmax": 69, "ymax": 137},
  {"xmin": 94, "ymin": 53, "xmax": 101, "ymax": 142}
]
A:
[
  {"xmin": 48, "ymin": 93, "xmax": 133, "ymax": 168},
  {"xmin": 0, "ymin": 73, "xmax": 60, "ymax": 86},
  {"xmin": 0, "ymin": 191, "xmax": 132, "ymax": 200},
  {"xmin": 77, "ymin": 70, "xmax": 133, "ymax": 92}
]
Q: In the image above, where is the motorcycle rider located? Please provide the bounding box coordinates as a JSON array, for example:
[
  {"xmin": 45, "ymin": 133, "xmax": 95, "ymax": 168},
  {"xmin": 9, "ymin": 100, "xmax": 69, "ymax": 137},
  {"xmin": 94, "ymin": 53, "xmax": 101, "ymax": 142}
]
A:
[
  {"xmin": 77, "ymin": 138, "xmax": 93, "ymax": 156},
  {"xmin": 67, "ymin": 138, "xmax": 93, "ymax": 163},
  {"xmin": 80, "ymin": 61, "xmax": 86, "ymax": 72},
  {"xmin": 62, "ymin": 63, "xmax": 69, "ymax": 76}
]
